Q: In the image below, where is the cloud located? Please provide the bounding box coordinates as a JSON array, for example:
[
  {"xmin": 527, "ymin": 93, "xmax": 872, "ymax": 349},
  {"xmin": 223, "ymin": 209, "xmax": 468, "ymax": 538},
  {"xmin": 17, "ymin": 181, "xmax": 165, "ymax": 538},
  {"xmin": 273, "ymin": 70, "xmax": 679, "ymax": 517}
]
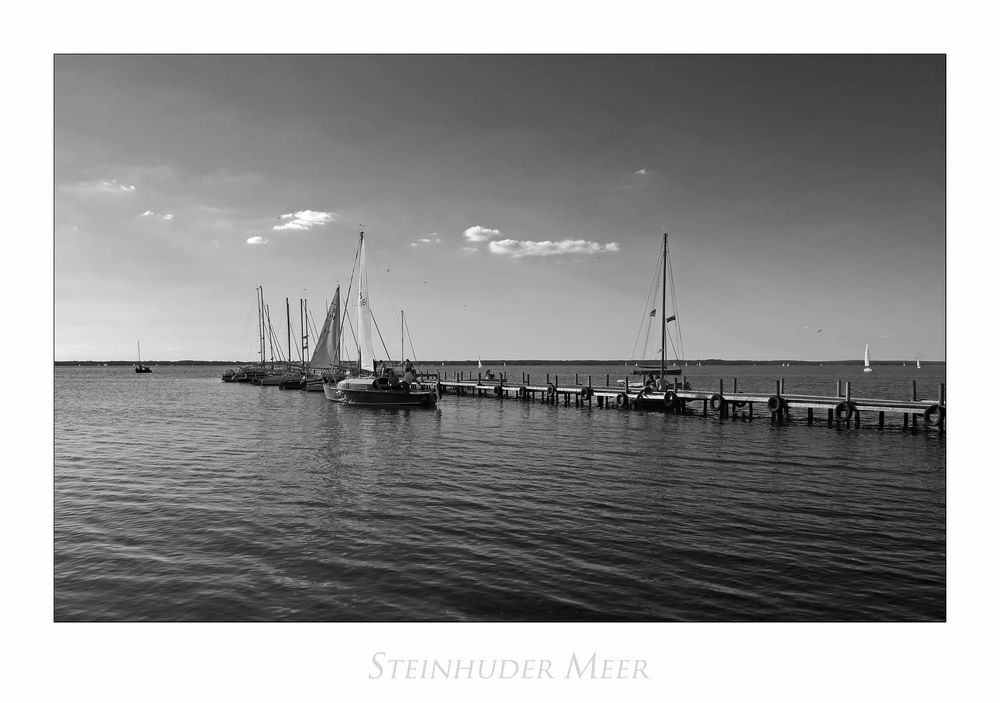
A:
[
  {"xmin": 273, "ymin": 210, "xmax": 337, "ymax": 231},
  {"xmin": 464, "ymin": 225, "xmax": 502, "ymax": 242},
  {"xmin": 411, "ymin": 233, "xmax": 442, "ymax": 247},
  {"xmin": 488, "ymin": 239, "xmax": 621, "ymax": 258},
  {"xmin": 246, "ymin": 236, "xmax": 269, "ymax": 245},
  {"xmin": 68, "ymin": 178, "xmax": 136, "ymax": 195},
  {"xmin": 633, "ymin": 168, "xmax": 648, "ymax": 175},
  {"xmin": 140, "ymin": 209, "xmax": 174, "ymax": 221}
]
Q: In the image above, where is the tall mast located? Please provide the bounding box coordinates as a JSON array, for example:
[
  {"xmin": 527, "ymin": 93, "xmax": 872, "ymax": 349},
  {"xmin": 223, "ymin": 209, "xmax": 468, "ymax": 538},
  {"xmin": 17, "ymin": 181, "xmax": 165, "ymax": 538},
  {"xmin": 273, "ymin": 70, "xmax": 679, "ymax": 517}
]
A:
[
  {"xmin": 286, "ymin": 297, "xmax": 291, "ymax": 370},
  {"xmin": 257, "ymin": 286, "xmax": 264, "ymax": 366},
  {"xmin": 401, "ymin": 310, "xmax": 404, "ymax": 367},
  {"xmin": 661, "ymin": 232, "xmax": 667, "ymax": 379},
  {"xmin": 137, "ymin": 341, "xmax": 141, "ymax": 365},
  {"xmin": 265, "ymin": 304, "xmax": 275, "ymax": 370},
  {"xmin": 300, "ymin": 299, "xmax": 306, "ymax": 372}
]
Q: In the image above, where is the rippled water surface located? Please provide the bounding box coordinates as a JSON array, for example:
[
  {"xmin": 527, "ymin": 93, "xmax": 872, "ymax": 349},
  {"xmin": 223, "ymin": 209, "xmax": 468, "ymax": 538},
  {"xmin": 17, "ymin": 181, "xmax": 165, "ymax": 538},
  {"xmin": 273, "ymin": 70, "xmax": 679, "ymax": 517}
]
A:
[{"xmin": 55, "ymin": 364, "xmax": 945, "ymax": 621}]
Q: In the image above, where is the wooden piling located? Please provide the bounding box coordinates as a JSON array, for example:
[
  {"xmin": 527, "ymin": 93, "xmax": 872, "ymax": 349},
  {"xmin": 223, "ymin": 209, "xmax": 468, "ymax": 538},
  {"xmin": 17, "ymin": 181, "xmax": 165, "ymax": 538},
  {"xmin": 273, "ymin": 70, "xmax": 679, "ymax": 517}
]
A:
[
  {"xmin": 878, "ymin": 411, "xmax": 884, "ymax": 429},
  {"xmin": 807, "ymin": 408, "xmax": 813, "ymax": 425},
  {"xmin": 837, "ymin": 379, "xmax": 842, "ymax": 397}
]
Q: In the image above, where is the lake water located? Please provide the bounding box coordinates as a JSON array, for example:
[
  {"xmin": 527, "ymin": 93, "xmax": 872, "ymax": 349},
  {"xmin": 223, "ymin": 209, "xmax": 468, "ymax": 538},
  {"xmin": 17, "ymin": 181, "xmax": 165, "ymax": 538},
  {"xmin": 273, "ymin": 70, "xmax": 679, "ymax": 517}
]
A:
[{"xmin": 54, "ymin": 363, "xmax": 945, "ymax": 621}]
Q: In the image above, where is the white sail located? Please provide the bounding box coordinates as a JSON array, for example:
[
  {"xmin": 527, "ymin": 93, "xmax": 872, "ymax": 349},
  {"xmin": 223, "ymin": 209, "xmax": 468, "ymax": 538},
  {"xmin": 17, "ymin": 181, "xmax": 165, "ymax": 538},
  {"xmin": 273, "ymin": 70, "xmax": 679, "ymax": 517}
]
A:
[
  {"xmin": 309, "ymin": 286, "xmax": 341, "ymax": 368},
  {"xmin": 864, "ymin": 344, "xmax": 870, "ymax": 367},
  {"xmin": 358, "ymin": 235, "xmax": 375, "ymax": 372},
  {"xmin": 916, "ymin": 358, "xmax": 921, "ymax": 369}
]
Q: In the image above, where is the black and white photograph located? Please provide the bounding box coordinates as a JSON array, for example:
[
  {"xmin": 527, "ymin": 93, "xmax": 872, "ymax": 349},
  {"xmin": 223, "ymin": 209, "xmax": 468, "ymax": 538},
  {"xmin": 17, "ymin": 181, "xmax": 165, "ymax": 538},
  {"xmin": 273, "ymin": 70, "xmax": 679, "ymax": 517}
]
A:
[
  {"xmin": 13, "ymin": 4, "xmax": 994, "ymax": 701},
  {"xmin": 54, "ymin": 53, "xmax": 946, "ymax": 622}
]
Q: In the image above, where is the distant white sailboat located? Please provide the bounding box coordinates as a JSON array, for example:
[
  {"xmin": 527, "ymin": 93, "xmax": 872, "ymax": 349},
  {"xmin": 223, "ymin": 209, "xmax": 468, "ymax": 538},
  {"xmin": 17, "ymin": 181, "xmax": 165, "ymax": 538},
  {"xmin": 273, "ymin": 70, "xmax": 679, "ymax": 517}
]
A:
[
  {"xmin": 916, "ymin": 357, "xmax": 921, "ymax": 370},
  {"xmin": 863, "ymin": 344, "xmax": 873, "ymax": 373},
  {"xmin": 478, "ymin": 356, "xmax": 483, "ymax": 368}
]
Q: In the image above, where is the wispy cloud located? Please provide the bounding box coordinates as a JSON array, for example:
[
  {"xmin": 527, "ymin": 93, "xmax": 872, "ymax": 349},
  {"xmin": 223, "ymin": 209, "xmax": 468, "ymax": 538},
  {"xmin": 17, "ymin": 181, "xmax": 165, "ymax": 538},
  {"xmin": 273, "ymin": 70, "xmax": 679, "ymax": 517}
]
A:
[
  {"xmin": 246, "ymin": 236, "xmax": 269, "ymax": 245},
  {"xmin": 411, "ymin": 233, "xmax": 442, "ymax": 247},
  {"xmin": 488, "ymin": 239, "xmax": 620, "ymax": 258},
  {"xmin": 140, "ymin": 209, "xmax": 174, "ymax": 221},
  {"xmin": 273, "ymin": 210, "xmax": 337, "ymax": 231},
  {"xmin": 69, "ymin": 178, "xmax": 137, "ymax": 195},
  {"xmin": 633, "ymin": 168, "xmax": 648, "ymax": 176},
  {"xmin": 464, "ymin": 225, "xmax": 502, "ymax": 242}
]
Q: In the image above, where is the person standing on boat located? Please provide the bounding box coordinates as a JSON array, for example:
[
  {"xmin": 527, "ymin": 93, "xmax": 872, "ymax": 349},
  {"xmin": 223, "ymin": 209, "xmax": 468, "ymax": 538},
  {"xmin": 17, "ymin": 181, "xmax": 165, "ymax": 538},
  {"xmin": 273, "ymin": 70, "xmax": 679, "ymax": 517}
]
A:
[
  {"xmin": 484, "ymin": 368, "xmax": 496, "ymax": 380},
  {"xmin": 402, "ymin": 360, "xmax": 416, "ymax": 384}
]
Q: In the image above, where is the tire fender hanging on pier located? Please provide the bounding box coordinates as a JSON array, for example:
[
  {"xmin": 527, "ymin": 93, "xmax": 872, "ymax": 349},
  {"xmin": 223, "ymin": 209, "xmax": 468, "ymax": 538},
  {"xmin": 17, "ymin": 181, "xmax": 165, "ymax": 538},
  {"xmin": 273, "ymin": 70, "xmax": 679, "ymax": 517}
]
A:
[
  {"xmin": 493, "ymin": 384, "xmax": 503, "ymax": 397},
  {"xmin": 923, "ymin": 404, "xmax": 945, "ymax": 427},
  {"xmin": 580, "ymin": 386, "xmax": 593, "ymax": 400},
  {"xmin": 615, "ymin": 392, "xmax": 628, "ymax": 408},
  {"xmin": 767, "ymin": 395, "xmax": 786, "ymax": 414},
  {"xmin": 709, "ymin": 393, "xmax": 725, "ymax": 412},
  {"xmin": 663, "ymin": 390, "xmax": 678, "ymax": 409},
  {"xmin": 835, "ymin": 401, "xmax": 856, "ymax": 422},
  {"xmin": 546, "ymin": 383, "xmax": 557, "ymax": 397},
  {"xmin": 517, "ymin": 386, "xmax": 528, "ymax": 399}
]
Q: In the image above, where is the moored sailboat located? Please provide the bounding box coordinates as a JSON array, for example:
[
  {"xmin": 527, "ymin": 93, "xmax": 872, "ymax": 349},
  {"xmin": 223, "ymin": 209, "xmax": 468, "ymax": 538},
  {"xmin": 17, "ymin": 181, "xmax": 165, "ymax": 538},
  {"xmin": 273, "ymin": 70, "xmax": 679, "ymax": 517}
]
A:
[
  {"xmin": 135, "ymin": 342, "xmax": 151, "ymax": 373},
  {"xmin": 325, "ymin": 231, "xmax": 437, "ymax": 407},
  {"xmin": 863, "ymin": 344, "xmax": 873, "ymax": 373},
  {"xmin": 631, "ymin": 232, "xmax": 685, "ymax": 382}
]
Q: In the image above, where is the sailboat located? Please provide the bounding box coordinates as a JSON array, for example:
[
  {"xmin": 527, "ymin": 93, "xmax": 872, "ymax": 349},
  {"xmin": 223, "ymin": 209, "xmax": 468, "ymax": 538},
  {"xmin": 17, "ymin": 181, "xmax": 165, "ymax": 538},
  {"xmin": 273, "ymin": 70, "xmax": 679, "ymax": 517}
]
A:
[
  {"xmin": 916, "ymin": 357, "xmax": 921, "ymax": 370},
  {"xmin": 863, "ymin": 344, "xmax": 873, "ymax": 373},
  {"xmin": 478, "ymin": 357, "xmax": 483, "ymax": 369},
  {"xmin": 134, "ymin": 342, "xmax": 151, "ymax": 373},
  {"xmin": 632, "ymin": 232, "xmax": 684, "ymax": 380},
  {"xmin": 326, "ymin": 231, "xmax": 437, "ymax": 407},
  {"xmin": 300, "ymin": 289, "xmax": 350, "ymax": 391}
]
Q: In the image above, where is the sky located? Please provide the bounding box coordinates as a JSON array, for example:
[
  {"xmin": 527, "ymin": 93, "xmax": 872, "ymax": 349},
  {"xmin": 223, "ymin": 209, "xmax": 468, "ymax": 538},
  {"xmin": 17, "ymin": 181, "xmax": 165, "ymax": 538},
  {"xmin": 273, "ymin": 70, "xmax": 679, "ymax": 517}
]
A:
[{"xmin": 54, "ymin": 55, "xmax": 945, "ymax": 362}]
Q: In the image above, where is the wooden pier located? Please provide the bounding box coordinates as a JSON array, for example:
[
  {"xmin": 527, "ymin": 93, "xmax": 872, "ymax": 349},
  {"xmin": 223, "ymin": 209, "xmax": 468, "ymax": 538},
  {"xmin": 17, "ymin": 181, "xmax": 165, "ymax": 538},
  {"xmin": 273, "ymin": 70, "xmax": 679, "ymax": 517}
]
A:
[{"xmin": 417, "ymin": 372, "xmax": 946, "ymax": 431}]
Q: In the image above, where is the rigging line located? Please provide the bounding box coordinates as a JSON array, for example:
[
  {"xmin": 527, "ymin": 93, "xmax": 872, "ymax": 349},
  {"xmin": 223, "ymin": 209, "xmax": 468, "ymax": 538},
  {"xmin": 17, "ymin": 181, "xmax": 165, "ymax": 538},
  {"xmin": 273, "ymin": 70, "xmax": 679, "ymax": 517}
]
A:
[
  {"xmin": 665, "ymin": 238, "xmax": 685, "ymax": 362},
  {"xmin": 342, "ymin": 308, "xmax": 360, "ymax": 359},
  {"xmin": 641, "ymin": 314, "xmax": 653, "ymax": 362},
  {"xmin": 365, "ymin": 243, "xmax": 400, "ymax": 324},
  {"xmin": 368, "ymin": 305, "xmax": 394, "ymax": 363},
  {"xmin": 404, "ymin": 315, "xmax": 419, "ymax": 364},
  {"xmin": 629, "ymin": 248, "xmax": 663, "ymax": 360},
  {"xmin": 265, "ymin": 313, "xmax": 286, "ymax": 364},
  {"xmin": 665, "ymin": 326, "xmax": 679, "ymax": 364}
]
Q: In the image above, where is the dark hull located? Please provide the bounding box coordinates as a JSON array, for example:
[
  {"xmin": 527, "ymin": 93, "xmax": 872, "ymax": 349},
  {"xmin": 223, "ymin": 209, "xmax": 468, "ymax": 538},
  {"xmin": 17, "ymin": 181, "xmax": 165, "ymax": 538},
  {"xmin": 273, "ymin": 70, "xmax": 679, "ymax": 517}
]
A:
[{"xmin": 325, "ymin": 379, "xmax": 436, "ymax": 407}]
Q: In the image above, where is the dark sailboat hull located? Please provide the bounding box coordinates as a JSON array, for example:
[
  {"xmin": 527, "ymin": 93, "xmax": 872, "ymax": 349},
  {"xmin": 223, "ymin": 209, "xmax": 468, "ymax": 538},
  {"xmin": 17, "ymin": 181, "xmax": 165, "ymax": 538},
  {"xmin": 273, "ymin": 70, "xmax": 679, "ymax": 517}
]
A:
[{"xmin": 325, "ymin": 379, "xmax": 436, "ymax": 407}]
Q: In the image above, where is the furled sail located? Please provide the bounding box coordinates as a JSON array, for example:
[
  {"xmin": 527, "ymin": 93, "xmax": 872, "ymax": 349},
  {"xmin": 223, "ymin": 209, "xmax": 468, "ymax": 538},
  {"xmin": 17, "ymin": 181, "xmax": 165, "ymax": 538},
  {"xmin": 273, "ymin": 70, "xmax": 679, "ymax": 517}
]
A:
[{"xmin": 309, "ymin": 286, "xmax": 341, "ymax": 368}]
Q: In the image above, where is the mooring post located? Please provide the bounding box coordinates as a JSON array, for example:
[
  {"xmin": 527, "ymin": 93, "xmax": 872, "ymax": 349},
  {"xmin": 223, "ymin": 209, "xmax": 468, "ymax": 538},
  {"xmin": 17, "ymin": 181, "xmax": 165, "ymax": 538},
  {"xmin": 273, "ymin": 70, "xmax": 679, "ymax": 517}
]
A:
[
  {"xmin": 606, "ymin": 374, "xmax": 610, "ymax": 387},
  {"xmin": 846, "ymin": 381, "xmax": 851, "ymax": 404},
  {"xmin": 938, "ymin": 383, "xmax": 945, "ymax": 406},
  {"xmin": 575, "ymin": 373, "xmax": 579, "ymax": 384},
  {"xmin": 781, "ymin": 377, "xmax": 785, "ymax": 394},
  {"xmin": 774, "ymin": 380, "xmax": 781, "ymax": 424},
  {"xmin": 546, "ymin": 373, "xmax": 549, "ymax": 384},
  {"xmin": 837, "ymin": 379, "xmax": 842, "ymax": 397},
  {"xmin": 878, "ymin": 411, "xmax": 884, "ymax": 429},
  {"xmin": 589, "ymin": 375, "xmax": 593, "ymax": 408},
  {"xmin": 828, "ymin": 408, "xmax": 833, "ymax": 426},
  {"xmin": 733, "ymin": 377, "xmax": 738, "ymax": 394},
  {"xmin": 527, "ymin": 374, "xmax": 530, "ymax": 386},
  {"xmin": 807, "ymin": 408, "xmax": 813, "ymax": 425},
  {"xmin": 748, "ymin": 402, "xmax": 753, "ymax": 421},
  {"xmin": 903, "ymin": 413, "xmax": 909, "ymax": 430}
]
